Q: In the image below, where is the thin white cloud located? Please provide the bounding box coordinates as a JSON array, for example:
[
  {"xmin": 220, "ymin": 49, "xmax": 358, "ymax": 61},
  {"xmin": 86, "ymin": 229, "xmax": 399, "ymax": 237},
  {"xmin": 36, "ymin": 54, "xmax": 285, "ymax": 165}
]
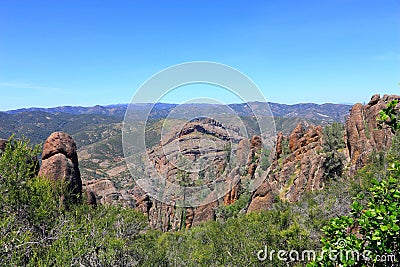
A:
[
  {"xmin": 0, "ymin": 82, "xmax": 63, "ymax": 92},
  {"xmin": 373, "ymin": 52, "xmax": 400, "ymax": 61}
]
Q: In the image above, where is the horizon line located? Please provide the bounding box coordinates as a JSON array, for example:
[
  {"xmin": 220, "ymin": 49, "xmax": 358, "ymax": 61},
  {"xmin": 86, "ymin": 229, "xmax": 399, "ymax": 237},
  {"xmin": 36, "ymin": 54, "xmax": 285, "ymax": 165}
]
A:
[{"xmin": 0, "ymin": 101, "xmax": 357, "ymax": 112}]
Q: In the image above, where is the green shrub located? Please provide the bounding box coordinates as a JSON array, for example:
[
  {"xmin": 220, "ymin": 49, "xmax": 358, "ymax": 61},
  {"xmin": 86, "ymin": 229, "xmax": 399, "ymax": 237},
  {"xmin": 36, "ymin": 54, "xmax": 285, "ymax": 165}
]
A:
[{"xmin": 322, "ymin": 122, "xmax": 346, "ymax": 180}]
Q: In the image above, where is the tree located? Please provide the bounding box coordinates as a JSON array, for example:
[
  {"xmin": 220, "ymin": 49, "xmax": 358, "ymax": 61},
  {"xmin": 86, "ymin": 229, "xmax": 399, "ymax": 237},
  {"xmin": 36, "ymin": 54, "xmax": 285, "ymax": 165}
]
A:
[{"xmin": 322, "ymin": 122, "xmax": 346, "ymax": 181}]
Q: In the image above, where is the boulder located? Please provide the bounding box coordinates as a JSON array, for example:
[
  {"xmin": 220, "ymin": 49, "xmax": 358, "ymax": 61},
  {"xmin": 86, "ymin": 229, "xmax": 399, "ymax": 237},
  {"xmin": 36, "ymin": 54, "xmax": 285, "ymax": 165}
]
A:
[
  {"xmin": 39, "ymin": 132, "xmax": 82, "ymax": 203},
  {"xmin": 42, "ymin": 132, "xmax": 78, "ymax": 164}
]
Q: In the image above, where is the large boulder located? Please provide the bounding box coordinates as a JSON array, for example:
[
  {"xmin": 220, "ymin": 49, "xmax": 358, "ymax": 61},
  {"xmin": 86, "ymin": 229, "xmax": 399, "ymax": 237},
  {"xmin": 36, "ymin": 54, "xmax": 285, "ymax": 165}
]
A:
[{"xmin": 39, "ymin": 132, "xmax": 82, "ymax": 203}]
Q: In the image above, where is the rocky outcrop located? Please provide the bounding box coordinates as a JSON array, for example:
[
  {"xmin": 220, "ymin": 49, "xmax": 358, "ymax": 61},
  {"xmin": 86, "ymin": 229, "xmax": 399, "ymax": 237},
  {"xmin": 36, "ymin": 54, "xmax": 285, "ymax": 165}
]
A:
[
  {"xmin": 248, "ymin": 94, "xmax": 400, "ymax": 213},
  {"xmin": 346, "ymin": 94, "xmax": 400, "ymax": 173},
  {"xmin": 39, "ymin": 132, "xmax": 82, "ymax": 202},
  {"xmin": 275, "ymin": 132, "xmax": 286, "ymax": 159},
  {"xmin": 148, "ymin": 117, "xmax": 243, "ymax": 186},
  {"xmin": 85, "ymin": 190, "xmax": 97, "ymax": 207},
  {"xmin": 0, "ymin": 139, "xmax": 7, "ymax": 154},
  {"xmin": 248, "ymin": 124, "xmax": 325, "ymax": 212},
  {"xmin": 83, "ymin": 179, "xmax": 132, "ymax": 207},
  {"xmin": 289, "ymin": 124, "xmax": 305, "ymax": 152},
  {"xmin": 130, "ymin": 118, "xmax": 249, "ymax": 231},
  {"xmin": 245, "ymin": 135, "xmax": 263, "ymax": 177}
]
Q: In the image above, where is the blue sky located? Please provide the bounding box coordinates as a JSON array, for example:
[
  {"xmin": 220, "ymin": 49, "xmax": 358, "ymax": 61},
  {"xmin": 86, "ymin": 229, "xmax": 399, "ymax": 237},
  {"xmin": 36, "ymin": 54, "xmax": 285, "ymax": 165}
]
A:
[{"xmin": 0, "ymin": 0, "xmax": 399, "ymax": 110}]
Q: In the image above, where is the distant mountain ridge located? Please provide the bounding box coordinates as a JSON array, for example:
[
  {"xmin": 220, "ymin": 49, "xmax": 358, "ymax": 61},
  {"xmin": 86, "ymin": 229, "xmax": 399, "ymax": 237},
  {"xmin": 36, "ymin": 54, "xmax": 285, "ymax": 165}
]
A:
[{"xmin": 4, "ymin": 102, "xmax": 352, "ymax": 122}]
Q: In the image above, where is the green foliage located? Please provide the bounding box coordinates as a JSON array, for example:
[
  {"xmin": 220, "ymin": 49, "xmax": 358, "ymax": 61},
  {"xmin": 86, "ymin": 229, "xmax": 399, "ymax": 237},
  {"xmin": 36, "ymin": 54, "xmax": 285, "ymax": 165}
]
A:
[
  {"xmin": 32, "ymin": 205, "xmax": 155, "ymax": 266},
  {"xmin": 322, "ymin": 122, "xmax": 346, "ymax": 181},
  {"xmin": 309, "ymin": 163, "xmax": 400, "ymax": 266},
  {"xmin": 259, "ymin": 148, "xmax": 271, "ymax": 171},
  {"xmin": 0, "ymin": 136, "xmax": 42, "ymax": 216},
  {"xmin": 157, "ymin": 208, "xmax": 311, "ymax": 266},
  {"xmin": 322, "ymin": 122, "xmax": 346, "ymax": 152},
  {"xmin": 282, "ymin": 139, "xmax": 291, "ymax": 158},
  {"xmin": 216, "ymin": 191, "xmax": 251, "ymax": 221},
  {"xmin": 322, "ymin": 151, "xmax": 345, "ymax": 181},
  {"xmin": 377, "ymin": 99, "xmax": 400, "ymax": 133}
]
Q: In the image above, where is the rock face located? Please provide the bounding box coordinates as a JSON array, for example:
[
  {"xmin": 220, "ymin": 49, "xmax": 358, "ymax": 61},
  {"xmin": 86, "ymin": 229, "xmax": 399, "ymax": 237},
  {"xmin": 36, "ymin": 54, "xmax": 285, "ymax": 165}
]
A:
[
  {"xmin": 346, "ymin": 94, "xmax": 400, "ymax": 173},
  {"xmin": 248, "ymin": 124, "xmax": 325, "ymax": 212},
  {"xmin": 39, "ymin": 132, "xmax": 82, "ymax": 202},
  {"xmin": 147, "ymin": 117, "xmax": 242, "ymax": 185},
  {"xmin": 83, "ymin": 179, "xmax": 132, "ymax": 207},
  {"xmin": 131, "ymin": 117, "xmax": 249, "ymax": 231}
]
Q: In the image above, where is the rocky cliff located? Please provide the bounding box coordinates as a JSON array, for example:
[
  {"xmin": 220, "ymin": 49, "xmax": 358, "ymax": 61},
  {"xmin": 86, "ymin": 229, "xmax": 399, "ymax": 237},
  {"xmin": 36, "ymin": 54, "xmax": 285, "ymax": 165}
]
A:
[
  {"xmin": 130, "ymin": 117, "xmax": 250, "ymax": 231},
  {"xmin": 248, "ymin": 124, "xmax": 326, "ymax": 211},
  {"xmin": 248, "ymin": 94, "xmax": 400, "ymax": 212},
  {"xmin": 346, "ymin": 94, "xmax": 399, "ymax": 173}
]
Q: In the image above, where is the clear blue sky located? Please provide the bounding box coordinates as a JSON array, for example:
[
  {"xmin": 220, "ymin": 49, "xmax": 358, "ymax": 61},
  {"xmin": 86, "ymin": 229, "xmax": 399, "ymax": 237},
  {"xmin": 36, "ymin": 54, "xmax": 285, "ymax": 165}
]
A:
[{"xmin": 0, "ymin": 0, "xmax": 399, "ymax": 110}]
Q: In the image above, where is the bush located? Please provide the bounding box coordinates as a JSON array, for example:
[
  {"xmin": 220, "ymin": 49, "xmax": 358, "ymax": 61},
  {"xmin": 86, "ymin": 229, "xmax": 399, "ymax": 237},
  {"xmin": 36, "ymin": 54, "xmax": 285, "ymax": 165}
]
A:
[{"xmin": 322, "ymin": 122, "xmax": 346, "ymax": 180}]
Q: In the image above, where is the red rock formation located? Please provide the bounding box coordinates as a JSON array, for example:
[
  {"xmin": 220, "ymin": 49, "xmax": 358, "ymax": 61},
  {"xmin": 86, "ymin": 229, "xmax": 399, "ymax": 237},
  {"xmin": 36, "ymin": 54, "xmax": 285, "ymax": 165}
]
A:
[
  {"xmin": 136, "ymin": 118, "xmax": 246, "ymax": 231},
  {"xmin": 75, "ymin": 94, "xmax": 399, "ymax": 230},
  {"xmin": 248, "ymin": 94, "xmax": 400, "ymax": 213},
  {"xmin": 289, "ymin": 124, "xmax": 305, "ymax": 152},
  {"xmin": 0, "ymin": 139, "xmax": 7, "ymax": 154},
  {"xmin": 275, "ymin": 132, "xmax": 284, "ymax": 159},
  {"xmin": 223, "ymin": 182, "xmax": 240, "ymax": 205},
  {"xmin": 39, "ymin": 132, "xmax": 82, "ymax": 203},
  {"xmin": 249, "ymin": 124, "xmax": 326, "ymax": 212},
  {"xmin": 346, "ymin": 94, "xmax": 399, "ymax": 172},
  {"xmin": 250, "ymin": 135, "xmax": 262, "ymax": 150},
  {"xmin": 247, "ymin": 180, "xmax": 275, "ymax": 212},
  {"xmin": 83, "ymin": 179, "xmax": 132, "ymax": 207}
]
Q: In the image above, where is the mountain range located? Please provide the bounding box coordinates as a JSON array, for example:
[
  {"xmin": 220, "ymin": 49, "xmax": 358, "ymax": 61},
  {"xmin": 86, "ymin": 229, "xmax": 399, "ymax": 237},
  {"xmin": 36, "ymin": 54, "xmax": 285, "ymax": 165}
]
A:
[{"xmin": 3, "ymin": 101, "xmax": 351, "ymax": 121}]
